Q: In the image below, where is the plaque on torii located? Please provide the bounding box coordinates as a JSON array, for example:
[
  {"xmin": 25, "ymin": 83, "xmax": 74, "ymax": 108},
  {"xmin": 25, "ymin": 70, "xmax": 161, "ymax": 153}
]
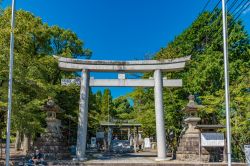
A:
[
  {"xmin": 55, "ymin": 55, "xmax": 190, "ymax": 161},
  {"xmin": 61, "ymin": 74, "xmax": 182, "ymax": 88}
]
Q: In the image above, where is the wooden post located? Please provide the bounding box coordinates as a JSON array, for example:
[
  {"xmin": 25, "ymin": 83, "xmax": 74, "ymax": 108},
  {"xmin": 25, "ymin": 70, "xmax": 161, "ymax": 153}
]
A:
[
  {"xmin": 133, "ymin": 127, "xmax": 137, "ymax": 153},
  {"xmin": 0, "ymin": 129, "xmax": 2, "ymax": 159},
  {"xmin": 128, "ymin": 127, "xmax": 130, "ymax": 141},
  {"xmin": 199, "ymin": 132, "xmax": 201, "ymax": 162}
]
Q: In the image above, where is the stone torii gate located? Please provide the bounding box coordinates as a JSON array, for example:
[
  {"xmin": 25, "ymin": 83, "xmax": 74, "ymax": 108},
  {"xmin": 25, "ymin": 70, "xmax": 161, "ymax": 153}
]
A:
[{"xmin": 55, "ymin": 55, "xmax": 190, "ymax": 161}]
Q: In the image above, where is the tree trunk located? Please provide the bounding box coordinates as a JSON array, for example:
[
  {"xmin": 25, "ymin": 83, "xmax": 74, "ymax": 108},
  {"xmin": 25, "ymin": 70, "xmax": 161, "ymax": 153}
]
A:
[
  {"xmin": 14, "ymin": 131, "xmax": 22, "ymax": 151},
  {"xmin": 0, "ymin": 129, "xmax": 2, "ymax": 159},
  {"xmin": 22, "ymin": 134, "xmax": 31, "ymax": 154}
]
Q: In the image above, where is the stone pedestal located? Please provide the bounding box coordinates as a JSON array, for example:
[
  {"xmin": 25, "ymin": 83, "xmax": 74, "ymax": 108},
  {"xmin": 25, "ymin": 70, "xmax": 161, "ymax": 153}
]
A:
[
  {"xmin": 33, "ymin": 118, "xmax": 71, "ymax": 160},
  {"xmin": 177, "ymin": 117, "xmax": 201, "ymax": 161},
  {"xmin": 176, "ymin": 117, "xmax": 210, "ymax": 162}
]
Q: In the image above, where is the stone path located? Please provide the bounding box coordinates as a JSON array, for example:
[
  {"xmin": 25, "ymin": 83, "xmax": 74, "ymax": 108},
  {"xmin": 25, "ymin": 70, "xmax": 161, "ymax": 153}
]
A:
[
  {"xmin": 52, "ymin": 151, "xmax": 247, "ymax": 166},
  {"xmin": 0, "ymin": 148, "xmax": 247, "ymax": 166}
]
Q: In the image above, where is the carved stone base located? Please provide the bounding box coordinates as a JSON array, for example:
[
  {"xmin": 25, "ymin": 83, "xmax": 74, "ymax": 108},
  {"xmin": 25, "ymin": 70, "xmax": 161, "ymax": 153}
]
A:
[
  {"xmin": 33, "ymin": 132, "xmax": 71, "ymax": 160},
  {"xmin": 176, "ymin": 117, "xmax": 208, "ymax": 161},
  {"xmin": 33, "ymin": 119, "xmax": 70, "ymax": 160},
  {"xmin": 176, "ymin": 135, "xmax": 205, "ymax": 161}
]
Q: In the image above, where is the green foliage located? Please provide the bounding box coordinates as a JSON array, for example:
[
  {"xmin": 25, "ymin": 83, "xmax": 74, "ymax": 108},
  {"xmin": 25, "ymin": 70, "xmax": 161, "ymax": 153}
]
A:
[
  {"xmin": 113, "ymin": 96, "xmax": 134, "ymax": 120},
  {"xmin": 0, "ymin": 8, "xmax": 91, "ymax": 140},
  {"xmin": 87, "ymin": 89, "xmax": 100, "ymax": 136},
  {"xmin": 100, "ymin": 89, "xmax": 114, "ymax": 121},
  {"xmin": 84, "ymin": 89, "xmax": 135, "ymax": 137},
  {"xmin": 55, "ymin": 84, "xmax": 80, "ymax": 144},
  {"xmin": 129, "ymin": 88, "xmax": 155, "ymax": 137}
]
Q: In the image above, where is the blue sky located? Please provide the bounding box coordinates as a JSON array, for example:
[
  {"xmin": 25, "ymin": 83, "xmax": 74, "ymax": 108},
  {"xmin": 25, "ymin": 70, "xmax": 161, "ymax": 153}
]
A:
[{"xmin": 2, "ymin": 0, "xmax": 250, "ymax": 98}]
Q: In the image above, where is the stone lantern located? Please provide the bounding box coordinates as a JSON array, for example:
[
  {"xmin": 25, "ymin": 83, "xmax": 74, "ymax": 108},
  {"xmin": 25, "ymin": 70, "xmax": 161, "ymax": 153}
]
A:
[
  {"xmin": 176, "ymin": 95, "xmax": 204, "ymax": 161},
  {"xmin": 43, "ymin": 97, "xmax": 62, "ymax": 138},
  {"xmin": 183, "ymin": 95, "xmax": 201, "ymax": 136},
  {"xmin": 33, "ymin": 97, "xmax": 70, "ymax": 160}
]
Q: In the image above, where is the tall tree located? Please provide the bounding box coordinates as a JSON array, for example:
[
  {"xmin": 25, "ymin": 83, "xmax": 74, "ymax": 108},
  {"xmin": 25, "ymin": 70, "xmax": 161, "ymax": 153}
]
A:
[
  {"xmin": 113, "ymin": 96, "xmax": 134, "ymax": 121},
  {"xmin": 100, "ymin": 89, "xmax": 113, "ymax": 122},
  {"xmin": 0, "ymin": 8, "xmax": 91, "ymax": 149}
]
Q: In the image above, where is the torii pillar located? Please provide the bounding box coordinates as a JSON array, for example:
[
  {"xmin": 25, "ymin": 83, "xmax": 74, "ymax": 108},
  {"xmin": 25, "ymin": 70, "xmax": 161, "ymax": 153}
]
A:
[
  {"xmin": 154, "ymin": 69, "xmax": 167, "ymax": 160},
  {"xmin": 76, "ymin": 69, "xmax": 89, "ymax": 160}
]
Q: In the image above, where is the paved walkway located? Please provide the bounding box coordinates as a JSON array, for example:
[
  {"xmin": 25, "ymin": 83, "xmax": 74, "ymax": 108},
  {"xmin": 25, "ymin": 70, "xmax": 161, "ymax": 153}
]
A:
[
  {"xmin": 0, "ymin": 148, "xmax": 247, "ymax": 166},
  {"xmin": 53, "ymin": 151, "xmax": 247, "ymax": 166}
]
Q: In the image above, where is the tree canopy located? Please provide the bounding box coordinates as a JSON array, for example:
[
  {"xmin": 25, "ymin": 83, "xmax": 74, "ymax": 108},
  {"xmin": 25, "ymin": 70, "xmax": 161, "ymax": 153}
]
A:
[{"xmin": 0, "ymin": 8, "xmax": 91, "ymax": 143}]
